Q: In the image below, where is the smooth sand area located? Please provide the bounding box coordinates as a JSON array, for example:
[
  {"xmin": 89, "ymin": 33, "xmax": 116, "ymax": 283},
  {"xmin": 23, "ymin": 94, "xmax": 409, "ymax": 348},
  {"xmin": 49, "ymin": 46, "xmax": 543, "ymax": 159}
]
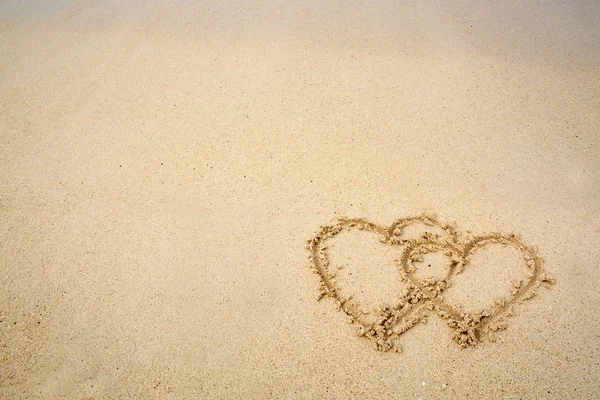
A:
[{"xmin": 1, "ymin": 0, "xmax": 599, "ymax": 398}]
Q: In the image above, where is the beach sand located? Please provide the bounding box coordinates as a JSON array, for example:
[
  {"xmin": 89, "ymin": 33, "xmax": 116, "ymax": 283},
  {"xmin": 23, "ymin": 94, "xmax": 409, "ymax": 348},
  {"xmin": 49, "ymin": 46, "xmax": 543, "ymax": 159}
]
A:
[{"xmin": 1, "ymin": 0, "xmax": 599, "ymax": 398}]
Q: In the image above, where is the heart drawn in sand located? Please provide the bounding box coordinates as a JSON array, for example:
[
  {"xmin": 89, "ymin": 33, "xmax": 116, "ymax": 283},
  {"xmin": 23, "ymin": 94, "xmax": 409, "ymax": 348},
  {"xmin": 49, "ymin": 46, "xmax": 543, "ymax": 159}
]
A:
[{"xmin": 306, "ymin": 214, "xmax": 555, "ymax": 352}]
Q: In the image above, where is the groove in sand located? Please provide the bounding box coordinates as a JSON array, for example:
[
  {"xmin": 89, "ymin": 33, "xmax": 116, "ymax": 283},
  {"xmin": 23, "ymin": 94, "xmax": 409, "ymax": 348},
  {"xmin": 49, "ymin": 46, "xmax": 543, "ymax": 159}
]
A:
[{"xmin": 307, "ymin": 214, "xmax": 555, "ymax": 352}]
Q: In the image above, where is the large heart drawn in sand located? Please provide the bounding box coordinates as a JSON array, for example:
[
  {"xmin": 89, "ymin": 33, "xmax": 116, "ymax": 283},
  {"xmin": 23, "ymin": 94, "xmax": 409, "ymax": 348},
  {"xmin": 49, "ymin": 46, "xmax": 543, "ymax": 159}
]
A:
[{"xmin": 307, "ymin": 214, "xmax": 554, "ymax": 352}]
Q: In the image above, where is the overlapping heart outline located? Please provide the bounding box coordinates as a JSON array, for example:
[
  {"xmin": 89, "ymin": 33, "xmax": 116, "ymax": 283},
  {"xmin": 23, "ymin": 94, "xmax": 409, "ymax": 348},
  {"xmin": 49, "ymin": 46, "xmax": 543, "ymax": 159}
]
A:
[{"xmin": 307, "ymin": 214, "xmax": 555, "ymax": 352}]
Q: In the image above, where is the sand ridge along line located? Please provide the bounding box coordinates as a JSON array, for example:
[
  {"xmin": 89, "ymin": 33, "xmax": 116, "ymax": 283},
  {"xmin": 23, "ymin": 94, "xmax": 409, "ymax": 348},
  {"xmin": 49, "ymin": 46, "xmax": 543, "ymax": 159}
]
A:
[{"xmin": 307, "ymin": 214, "xmax": 555, "ymax": 352}]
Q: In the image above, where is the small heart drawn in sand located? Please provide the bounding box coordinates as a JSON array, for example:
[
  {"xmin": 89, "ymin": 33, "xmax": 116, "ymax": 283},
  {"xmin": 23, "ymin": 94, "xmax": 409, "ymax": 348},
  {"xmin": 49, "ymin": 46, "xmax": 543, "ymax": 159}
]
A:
[{"xmin": 307, "ymin": 214, "xmax": 555, "ymax": 352}]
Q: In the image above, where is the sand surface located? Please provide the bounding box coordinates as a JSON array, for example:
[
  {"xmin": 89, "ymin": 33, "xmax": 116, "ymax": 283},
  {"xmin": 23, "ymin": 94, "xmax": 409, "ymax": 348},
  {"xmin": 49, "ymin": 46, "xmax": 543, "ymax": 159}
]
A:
[{"xmin": 1, "ymin": 0, "xmax": 599, "ymax": 398}]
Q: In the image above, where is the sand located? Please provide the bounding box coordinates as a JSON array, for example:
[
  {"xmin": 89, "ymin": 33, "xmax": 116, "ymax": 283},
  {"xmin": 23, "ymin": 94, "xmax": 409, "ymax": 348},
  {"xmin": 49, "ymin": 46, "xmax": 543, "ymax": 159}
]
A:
[{"xmin": 1, "ymin": 0, "xmax": 599, "ymax": 398}]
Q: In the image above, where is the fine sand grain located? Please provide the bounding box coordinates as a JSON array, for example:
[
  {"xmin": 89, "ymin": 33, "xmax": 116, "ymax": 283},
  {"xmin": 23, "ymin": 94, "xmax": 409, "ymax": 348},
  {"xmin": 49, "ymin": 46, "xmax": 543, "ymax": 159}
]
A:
[{"xmin": 1, "ymin": 0, "xmax": 599, "ymax": 398}]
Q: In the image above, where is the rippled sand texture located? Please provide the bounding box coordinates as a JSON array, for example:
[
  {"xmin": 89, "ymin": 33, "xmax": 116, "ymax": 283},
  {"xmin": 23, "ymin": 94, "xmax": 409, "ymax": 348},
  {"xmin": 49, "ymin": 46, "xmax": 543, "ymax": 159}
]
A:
[{"xmin": 1, "ymin": 0, "xmax": 599, "ymax": 398}]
